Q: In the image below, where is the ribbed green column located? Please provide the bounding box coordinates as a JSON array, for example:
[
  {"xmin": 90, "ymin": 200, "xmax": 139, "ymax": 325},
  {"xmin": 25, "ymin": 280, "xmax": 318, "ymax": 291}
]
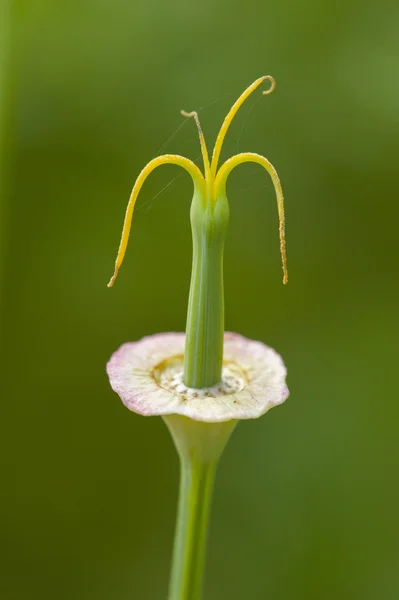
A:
[{"xmin": 183, "ymin": 191, "xmax": 229, "ymax": 389}]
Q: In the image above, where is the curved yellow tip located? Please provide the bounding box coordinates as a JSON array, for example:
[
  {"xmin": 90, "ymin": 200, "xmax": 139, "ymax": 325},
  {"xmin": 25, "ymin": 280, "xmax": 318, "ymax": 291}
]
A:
[
  {"xmin": 210, "ymin": 76, "xmax": 276, "ymax": 180},
  {"xmin": 181, "ymin": 110, "xmax": 210, "ymax": 177},
  {"xmin": 214, "ymin": 152, "xmax": 287, "ymax": 285},
  {"xmin": 107, "ymin": 155, "xmax": 205, "ymax": 287},
  {"xmin": 262, "ymin": 76, "xmax": 276, "ymax": 96},
  {"xmin": 107, "ymin": 272, "xmax": 118, "ymax": 288}
]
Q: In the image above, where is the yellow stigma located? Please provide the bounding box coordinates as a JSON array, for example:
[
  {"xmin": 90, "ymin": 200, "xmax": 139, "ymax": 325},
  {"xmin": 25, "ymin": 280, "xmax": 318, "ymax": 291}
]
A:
[
  {"xmin": 180, "ymin": 110, "xmax": 210, "ymax": 178},
  {"xmin": 214, "ymin": 152, "xmax": 288, "ymax": 285},
  {"xmin": 210, "ymin": 75, "xmax": 275, "ymax": 180},
  {"xmin": 107, "ymin": 76, "xmax": 288, "ymax": 287},
  {"xmin": 107, "ymin": 155, "xmax": 205, "ymax": 288},
  {"xmin": 180, "ymin": 76, "xmax": 286, "ymax": 284}
]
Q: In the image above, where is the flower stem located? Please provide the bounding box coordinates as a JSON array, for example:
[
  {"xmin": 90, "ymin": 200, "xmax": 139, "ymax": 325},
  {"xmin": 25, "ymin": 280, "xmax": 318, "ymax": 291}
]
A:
[
  {"xmin": 163, "ymin": 415, "xmax": 237, "ymax": 600},
  {"xmin": 168, "ymin": 455, "xmax": 216, "ymax": 600}
]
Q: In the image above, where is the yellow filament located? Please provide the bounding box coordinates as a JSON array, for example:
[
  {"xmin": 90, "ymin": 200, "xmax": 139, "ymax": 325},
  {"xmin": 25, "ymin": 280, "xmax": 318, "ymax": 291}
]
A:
[
  {"xmin": 107, "ymin": 154, "xmax": 205, "ymax": 287},
  {"xmin": 181, "ymin": 110, "xmax": 210, "ymax": 177},
  {"xmin": 214, "ymin": 152, "xmax": 287, "ymax": 284},
  {"xmin": 210, "ymin": 76, "xmax": 276, "ymax": 180}
]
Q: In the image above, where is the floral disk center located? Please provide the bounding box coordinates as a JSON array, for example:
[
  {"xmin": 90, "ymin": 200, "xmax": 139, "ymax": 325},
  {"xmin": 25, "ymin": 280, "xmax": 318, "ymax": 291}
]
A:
[{"xmin": 153, "ymin": 355, "xmax": 247, "ymax": 400}]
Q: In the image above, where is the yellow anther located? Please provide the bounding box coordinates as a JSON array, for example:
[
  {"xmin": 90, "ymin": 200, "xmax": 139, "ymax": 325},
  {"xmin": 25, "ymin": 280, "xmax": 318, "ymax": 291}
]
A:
[
  {"xmin": 214, "ymin": 152, "xmax": 287, "ymax": 285},
  {"xmin": 210, "ymin": 76, "xmax": 276, "ymax": 180},
  {"xmin": 180, "ymin": 110, "xmax": 210, "ymax": 178},
  {"xmin": 107, "ymin": 154, "xmax": 205, "ymax": 287}
]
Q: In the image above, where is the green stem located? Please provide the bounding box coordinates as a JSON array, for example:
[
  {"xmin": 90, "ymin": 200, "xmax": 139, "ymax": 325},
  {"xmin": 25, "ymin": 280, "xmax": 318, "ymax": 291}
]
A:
[
  {"xmin": 163, "ymin": 415, "xmax": 237, "ymax": 600},
  {"xmin": 168, "ymin": 455, "xmax": 216, "ymax": 600}
]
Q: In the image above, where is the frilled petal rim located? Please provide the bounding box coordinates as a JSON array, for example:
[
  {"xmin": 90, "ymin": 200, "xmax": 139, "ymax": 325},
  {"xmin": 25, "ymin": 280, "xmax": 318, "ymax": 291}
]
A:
[{"xmin": 106, "ymin": 332, "xmax": 289, "ymax": 423}]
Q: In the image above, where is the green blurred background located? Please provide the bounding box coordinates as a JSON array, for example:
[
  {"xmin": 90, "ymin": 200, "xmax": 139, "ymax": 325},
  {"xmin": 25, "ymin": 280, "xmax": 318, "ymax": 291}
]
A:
[{"xmin": 1, "ymin": 0, "xmax": 399, "ymax": 598}]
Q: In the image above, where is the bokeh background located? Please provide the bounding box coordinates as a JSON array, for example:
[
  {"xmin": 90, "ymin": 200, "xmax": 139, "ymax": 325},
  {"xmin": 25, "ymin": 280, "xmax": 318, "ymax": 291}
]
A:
[{"xmin": 1, "ymin": 0, "xmax": 399, "ymax": 598}]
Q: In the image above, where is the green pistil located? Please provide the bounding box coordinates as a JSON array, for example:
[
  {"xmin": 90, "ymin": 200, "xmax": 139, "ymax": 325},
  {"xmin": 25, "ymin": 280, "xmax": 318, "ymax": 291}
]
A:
[{"xmin": 183, "ymin": 192, "xmax": 229, "ymax": 388}]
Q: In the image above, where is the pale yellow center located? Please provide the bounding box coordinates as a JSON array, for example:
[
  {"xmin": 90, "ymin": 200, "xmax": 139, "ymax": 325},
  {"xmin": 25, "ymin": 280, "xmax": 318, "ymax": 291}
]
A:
[{"xmin": 152, "ymin": 355, "xmax": 247, "ymax": 400}]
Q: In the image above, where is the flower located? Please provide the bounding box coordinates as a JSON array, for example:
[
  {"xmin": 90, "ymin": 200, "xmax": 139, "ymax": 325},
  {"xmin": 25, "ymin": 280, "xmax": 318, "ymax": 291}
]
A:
[
  {"xmin": 107, "ymin": 332, "xmax": 288, "ymax": 423},
  {"xmin": 106, "ymin": 76, "xmax": 290, "ymax": 600}
]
